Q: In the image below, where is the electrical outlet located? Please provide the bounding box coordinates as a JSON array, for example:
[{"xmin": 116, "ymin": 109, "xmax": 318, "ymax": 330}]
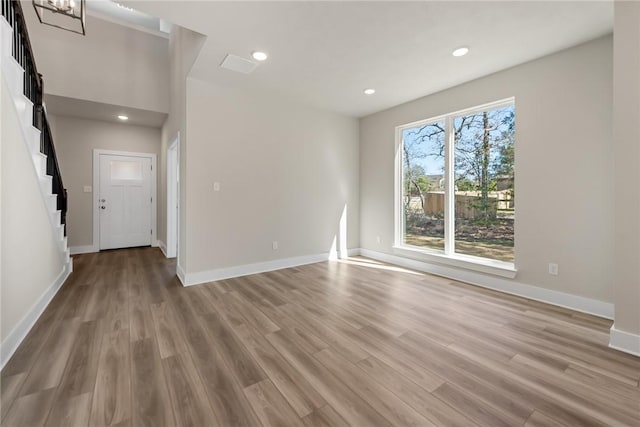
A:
[
  {"xmin": 272, "ymin": 240, "xmax": 278, "ymax": 250},
  {"xmin": 213, "ymin": 182, "xmax": 221, "ymax": 192},
  {"xmin": 548, "ymin": 263, "xmax": 558, "ymax": 276}
]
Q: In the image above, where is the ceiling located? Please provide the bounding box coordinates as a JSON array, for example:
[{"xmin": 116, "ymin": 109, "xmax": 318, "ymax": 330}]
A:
[
  {"xmin": 124, "ymin": 1, "xmax": 613, "ymax": 117},
  {"xmin": 45, "ymin": 94, "xmax": 168, "ymax": 127}
]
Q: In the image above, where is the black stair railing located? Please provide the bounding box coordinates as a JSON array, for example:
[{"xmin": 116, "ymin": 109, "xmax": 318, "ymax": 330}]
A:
[{"xmin": 1, "ymin": 0, "xmax": 68, "ymax": 236}]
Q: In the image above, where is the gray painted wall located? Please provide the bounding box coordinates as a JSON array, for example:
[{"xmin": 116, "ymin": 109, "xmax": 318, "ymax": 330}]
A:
[
  {"xmin": 183, "ymin": 78, "xmax": 360, "ymax": 274},
  {"xmin": 50, "ymin": 115, "xmax": 161, "ymax": 248},
  {"xmin": 359, "ymin": 36, "xmax": 614, "ymax": 303}
]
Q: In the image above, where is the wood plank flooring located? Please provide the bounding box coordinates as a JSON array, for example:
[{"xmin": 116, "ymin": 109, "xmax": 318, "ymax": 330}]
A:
[{"xmin": 2, "ymin": 247, "xmax": 639, "ymax": 426}]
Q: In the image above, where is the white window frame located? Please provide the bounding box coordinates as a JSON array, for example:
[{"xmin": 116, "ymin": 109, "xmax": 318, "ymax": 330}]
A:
[{"xmin": 393, "ymin": 97, "xmax": 517, "ymax": 278}]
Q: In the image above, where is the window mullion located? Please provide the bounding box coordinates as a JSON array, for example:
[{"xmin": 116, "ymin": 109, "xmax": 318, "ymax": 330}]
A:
[{"xmin": 444, "ymin": 116, "xmax": 455, "ymax": 256}]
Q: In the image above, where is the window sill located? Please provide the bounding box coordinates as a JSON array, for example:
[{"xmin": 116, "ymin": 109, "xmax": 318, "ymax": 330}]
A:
[{"xmin": 391, "ymin": 245, "xmax": 517, "ymax": 279}]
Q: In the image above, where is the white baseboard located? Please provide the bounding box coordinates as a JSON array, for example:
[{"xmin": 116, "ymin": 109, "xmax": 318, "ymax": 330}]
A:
[
  {"xmin": 176, "ymin": 247, "xmax": 614, "ymax": 322},
  {"xmin": 69, "ymin": 245, "xmax": 97, "ymax": 255},
  {"xmin": 347, "ymin": 248, "xmax": 361, "ymax": 257},
  {"xmin": 609, "ymin": 325, "xmax": 640, "ymax": 357},
  {"xmin": 176, "ymin": 263, "xmax": 186, "ymax": 286},
  {"xmin": 358, "ymin": 248, "xmax": 614, "ymax": 320},
  {"xmin": 181, "ymin": 251, "xmax": 350, "ymax": 287},
  {"xmin": 157, "ymin": 240, "xmax": 167, "ymax": 257},
  {"xmin": 1, "ymin": 260, "xmax": 73, "ymax": 369}
]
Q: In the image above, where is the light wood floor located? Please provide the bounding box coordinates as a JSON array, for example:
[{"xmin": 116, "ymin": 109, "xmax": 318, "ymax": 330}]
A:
[{"xmin": 1, "ymin": 248, "xmax": 639, "ymax": 426}]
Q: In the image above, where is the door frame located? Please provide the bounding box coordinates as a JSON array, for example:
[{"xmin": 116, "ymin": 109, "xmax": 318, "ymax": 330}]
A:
[
  {"xmin": 166, "ymin": 133, "xmax": 179, "ymax": 258},
  {"xmin": 92, "ymin": 149, "xmax": 157, "ymax": 252}
]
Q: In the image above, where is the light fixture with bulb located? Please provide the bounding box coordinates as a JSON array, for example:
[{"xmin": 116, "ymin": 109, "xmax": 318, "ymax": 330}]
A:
[
  {"xmin": 252, "ymin": 51, "xmax": 268, "ymax": 61},
  {"xmin": 33, "ymin": 0, "xmax": 85, "ymax": 35},
  {"xmin": 47, "ymin": 0, "xmax": 74, "ymax": 13},
  {"xmin": 363, "ymin": 88, "xmax": 376, "ymax": 95},
  {"xmin": 118, "ymin": 115, "xmax": 129, "ymax": 121},
  {"xmin": 452, "ymin": 46, "xmax": 469, "ymax": 57}
]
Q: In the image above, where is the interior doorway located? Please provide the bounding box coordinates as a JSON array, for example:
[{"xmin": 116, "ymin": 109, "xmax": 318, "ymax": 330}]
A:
[{"xmin": 166, "ymin": 134, "xmax": 179, "ymax": 258}]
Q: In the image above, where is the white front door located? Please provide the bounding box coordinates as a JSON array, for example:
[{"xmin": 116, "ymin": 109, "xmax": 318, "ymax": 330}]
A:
[{"xmin": 99, "ymin": 154, "xmax": 152, "ymax": 250}]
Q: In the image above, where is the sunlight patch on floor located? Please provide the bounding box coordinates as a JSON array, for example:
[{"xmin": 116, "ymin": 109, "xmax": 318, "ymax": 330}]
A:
[{"xmin": 337, "ymin": 258, "xmax": 424, "ymax": 276}]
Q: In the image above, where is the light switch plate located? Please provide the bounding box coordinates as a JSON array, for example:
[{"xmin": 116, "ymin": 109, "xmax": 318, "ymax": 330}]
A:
[{"xmin": 83, "ymin": 186, "xmax": 92, "ymax": 193}]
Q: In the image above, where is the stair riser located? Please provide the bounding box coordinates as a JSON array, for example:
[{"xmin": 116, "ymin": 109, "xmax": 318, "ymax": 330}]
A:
[
  {"xmin": 33, "ymin": 153, "xmax": 47, "ymax": 177},
  {"xmin": 40, "ymin": 177, "xmax": 52, "ymax": 197},
  {"xmin": 4, "ymin": 60, "xmax": 23, "ymax": 99},
  {"xmin": 27, "ymin": 128, "xmax": 41, "ymax": 154},
  {"xmin": 21, "ymin": 95, "xmax": 33, "ymax": 125},
  {"xmin": 0, "ymin": 23, "xmax": 11, "ymax": 59},
  {"xmin": 47, "ymin": 196, "xmax": 57, "ymax": 211}
]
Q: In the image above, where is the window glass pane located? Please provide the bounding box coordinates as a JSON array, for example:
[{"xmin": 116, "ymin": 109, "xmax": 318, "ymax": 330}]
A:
[
  {"xmin": 110, "ymin": 160, "xmax": 143, "ymax": 180},
  {"xmin": 402, "ymin": 121, "xmax": 446, "ymax": 251},
  {"xmin": 453, "ymin": 105, "xmax": 515, "ymax": 262}
]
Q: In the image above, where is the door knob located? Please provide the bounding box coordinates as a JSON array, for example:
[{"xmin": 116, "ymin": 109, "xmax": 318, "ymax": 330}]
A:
[{"xmin": 100, "ymin": 206, "xmax": 106, "ymax": 210}]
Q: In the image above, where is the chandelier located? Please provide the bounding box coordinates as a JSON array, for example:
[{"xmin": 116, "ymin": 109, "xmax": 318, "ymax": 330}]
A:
[{"xmin": 32, "ymin": 0, "xmax": 85, "ymax": 35}]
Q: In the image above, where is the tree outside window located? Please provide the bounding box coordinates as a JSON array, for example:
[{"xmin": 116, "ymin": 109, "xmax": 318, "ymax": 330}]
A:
[{"xmin": 400, "ymin": 100, "xmax": 515, "ymax": 263}]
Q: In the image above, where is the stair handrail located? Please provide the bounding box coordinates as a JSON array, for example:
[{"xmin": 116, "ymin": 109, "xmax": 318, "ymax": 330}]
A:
[
  {"xmin": 2, "ymin": 0, "xmax": 68, "ymax": 235},
  {"xmin": 42, "ymin": 112, "xmax": 67, "ymax": 227},
  {"xmin": 2, "ymin": 0, "xmax": 43, "ymax": 109}
]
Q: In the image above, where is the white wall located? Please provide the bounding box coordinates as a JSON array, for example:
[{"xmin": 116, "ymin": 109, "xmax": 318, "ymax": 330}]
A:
[
  {"xmin": 360, "ymin": 36, "xmax": 613, "ymax": 304},
  {"xmin": 0, "ymin": 60, "xmax": 3, "ymax": 364},
  {"xmin": 1, "ymin": 77, "xmax": 65, "ymax": 347},
  {"xmin": 49, "ymin": 115, "xmax": 161, "ymax": 248},
  {"xmin": 183, "ymin": 78, "xmax": 360, "ymax": 275},
  {"xmin": 160, "ymin": 26, "xmax": 205, "ymax": 267},
  {"xmin": 612, "ymin": 2, "xmax": 640, "ymax": 337},
  {"xmin": 23, "ymin": 5, "xmax": 169, "ymax": 114}
]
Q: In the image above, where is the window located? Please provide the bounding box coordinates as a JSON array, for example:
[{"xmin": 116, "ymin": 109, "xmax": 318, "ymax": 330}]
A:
[
  {"xmin": 110, "ymin": 160, "xmax": 143, "ymax": 180},
  {"xmin": 396, "ymin": 98, "xmax": 515, "ymax": 266}
]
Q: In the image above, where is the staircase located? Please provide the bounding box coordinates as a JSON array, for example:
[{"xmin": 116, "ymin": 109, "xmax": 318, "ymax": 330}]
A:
[{"xmin": 1, "ymin": 0, "xmax": 70, "ymax": 263}]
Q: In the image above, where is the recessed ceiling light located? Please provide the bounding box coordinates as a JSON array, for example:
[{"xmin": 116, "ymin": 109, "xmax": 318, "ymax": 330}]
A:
[
  {"xmin": 363, "ymin": 88, "xmax": 376, "ymax": 95},
  {"xmin": 252, "ymin": 51, "xmax": 268, "ymax": 61},
  {"xmin": 452, "ymin": 46, "xmax": 469, "ymax": 57},
  {"xmin": 118, "ymin": 115, "xmax": 129, "ymax": 121}
]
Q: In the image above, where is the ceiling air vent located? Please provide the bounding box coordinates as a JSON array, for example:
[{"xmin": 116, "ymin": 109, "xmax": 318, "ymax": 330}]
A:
[{"xmin": 220, "ymin": 54, "xmax": 258, "ymax": 74}]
